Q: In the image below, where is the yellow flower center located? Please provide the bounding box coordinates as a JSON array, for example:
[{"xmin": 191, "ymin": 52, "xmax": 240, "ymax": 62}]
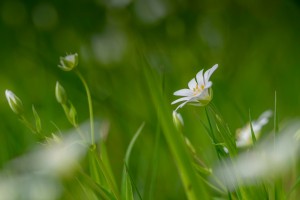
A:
[{"xmin": 193, "ymin": 84, "xmax": 204, "ymax": 96}]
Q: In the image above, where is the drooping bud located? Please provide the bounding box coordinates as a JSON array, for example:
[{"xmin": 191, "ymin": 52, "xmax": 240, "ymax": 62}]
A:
[
  {"xmin": 58, "ymin": 53, "xmax": 78, "ymax": 71},
  {"xmin": 172, "ymin": 110, "xmax": 184, "ymax": 131},
  {"xmin": 5, "ymin": 90, "xmax": 24, "ymax": 115},
  {"xmin": 55, "ymin": 81, "xmax": 67, "ymax": 104}
]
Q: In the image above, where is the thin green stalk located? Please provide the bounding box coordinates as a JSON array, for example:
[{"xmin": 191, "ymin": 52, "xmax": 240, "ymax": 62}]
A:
[
  {"xmin": 75, "ymin": 126, "xmax": 87, "ymax": 142},
  {"xmin": 19, "ymin": 115, "xmax": 43, "ymax": 140},
  {"xmin": 147, "ymin": 123, "xmax": 161, "ymax": 200},
  {"xmin": 274, "ymin": 91, "xmax": 279, "ymax": 135},
  {"xmin": 19, "ymin": 115, "xmax": 36, "ymax": 133},
  {"xmin": 205, "ymin": 107, "xmax": 217, "ymax": 143},
  {"xmin": 249, "ymin": 109, "xmax": 256, "ymax": 145},
  {"xmin": 208, "ymin": 103, "xmax": 237, "ymax": 156},
  {"xmin": 274, "ymin": 91, "xmax": 283, "ymax": 200},
  {"xmin": 75, "ymin": 70, "xmax": 95, "ymax": 146},
  {"xmin": 205, "ymin": 107, "xmax": 221, "ymax": 161}
]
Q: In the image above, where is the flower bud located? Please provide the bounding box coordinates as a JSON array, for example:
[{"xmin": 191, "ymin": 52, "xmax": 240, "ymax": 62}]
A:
[
  {"xmin": 68, "ymin": 104, "xmax": 77, "ymax": 126},
  {"xmin": 172, "ymin": 110, "xmax": 184, "ymax": 130},
  {"xmin": 58, "ymin": 53, "xmax": 78, "ymax": 71},
  {"xmin": 55, "ymin": 81, "xmax": 67, "ymax": 104},
  {"xmin": 5, "ymin": 90, "xmax": 24, "ymax": 115}
]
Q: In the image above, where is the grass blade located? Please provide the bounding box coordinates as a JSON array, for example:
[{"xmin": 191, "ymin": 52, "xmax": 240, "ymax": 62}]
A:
[
  {"xmin": 249, "ymin": 109, "xmax": 257, "ymax": 145},
  {"xmin": 143, "ymin": 64, "xmax": 209, "ymax": 200},
  {"xmin": 121, "ymin": 122, "xmax": 145, "ymax": 200}
]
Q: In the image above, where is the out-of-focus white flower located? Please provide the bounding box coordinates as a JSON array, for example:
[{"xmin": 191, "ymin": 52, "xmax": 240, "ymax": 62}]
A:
[
  {"xmin": 172, "ymin": 110, "xmax": 184, "ymax": 130},
  {"xmin": 236, "ymin": 110, "xmax": 273, "ymax": 148},
  {"xmin": 5, "ymin": 90, "xmax": 24, "ymax": 115},
  {"xmin": 212, "ymin": 120, "xmax": 300, "ymax": 190},
  {"xmin": 171, "ymin": 64, "xmax": 218, "ymax": 111}
]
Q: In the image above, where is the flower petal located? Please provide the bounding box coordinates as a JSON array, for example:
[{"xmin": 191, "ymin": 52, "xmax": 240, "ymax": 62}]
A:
[
  {"xmin": 204, "ymin": 81, "xmax": 212, "ymax": 89},
  {"xmin": 188, "ymin": 78, "xmax": 197, "ymax": 90},
  {"xmin": 196, "ymin": 69, "xmax": 204, "ymax": 86},
  {"xmin": 171, "ymin": 96, "xmax": 191, "ymax": 105},
  {"xmin": 175, "ymin": 101, "xmax": 189, "ymax": 111},
  {"xmin": 204, "ymin": 64, "xmax": 218, "ymax": 83},
  {"xmin": 174, "ymin": 89, "xmax": 193, "ymax": 96},
  {"xmin": 257, "ymin": 110, "xmax": 273, "ymax": 126}
]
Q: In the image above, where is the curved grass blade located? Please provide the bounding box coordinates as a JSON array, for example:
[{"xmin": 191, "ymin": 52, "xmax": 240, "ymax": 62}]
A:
[{"xmin": 121, "ymin": 122, "xmax": 145, "ymax": 200}]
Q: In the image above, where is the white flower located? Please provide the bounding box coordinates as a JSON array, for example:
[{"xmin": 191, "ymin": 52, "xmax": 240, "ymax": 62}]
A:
[
  {"xmin": 171, "ymin": 64, "xmax": 218, "ymax": 111},
  {"xmin": 236, "ymin": 110, "xmax": 273, "ymax": 148}
]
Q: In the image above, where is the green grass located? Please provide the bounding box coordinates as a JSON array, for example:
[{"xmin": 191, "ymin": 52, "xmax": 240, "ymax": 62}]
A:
[
  {"xmin": 2, "ymin": 52, "xmax": 300, "ymax": 200},
  {"xmin": 2, "ymin": 1, "xmax": 300, "ymax": 199}
]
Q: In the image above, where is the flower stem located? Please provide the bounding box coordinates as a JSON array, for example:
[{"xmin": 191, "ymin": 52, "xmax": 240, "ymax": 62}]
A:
[
  {"xmin": 75, "ymin": 70, "xmax": 95, "ymax": 146},
  {"xmin": 19, "ymin": 115, "xmax": 36, "ymax": 133}
]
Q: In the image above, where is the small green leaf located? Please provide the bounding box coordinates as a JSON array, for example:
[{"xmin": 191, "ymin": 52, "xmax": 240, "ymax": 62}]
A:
[
  {"xmin": 68, "ymin": 103, "xmax": 78, "ymax": 126},
  {"xmin": 32, "ymin": 105, "xmax": 42, "ymax": 134}
]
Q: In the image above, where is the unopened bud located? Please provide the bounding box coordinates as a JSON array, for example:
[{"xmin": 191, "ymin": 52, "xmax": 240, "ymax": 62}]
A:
[
  {"xmin": 5, "ymin": 90, "xmax": 24, "ymax": 115},
  {"xmin": 55, "ymin": 81, "xmax": 67, "ymax": 104},
  {"xmin": 173, "ymin": 110, "xmax": 184, "ymax": 130},
  {"xmin": 68, "ymin": 103, "xmax": 77, "ymax": 126},
  {"xmin": 58, "ymin": 53, "xmax": 78, "ymax": 71}
]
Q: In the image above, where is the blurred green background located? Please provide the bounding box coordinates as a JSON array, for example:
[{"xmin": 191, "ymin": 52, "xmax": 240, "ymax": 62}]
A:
[{"xmin": 1, "ymin": 0, "xmax": 300, "ymax": 199}]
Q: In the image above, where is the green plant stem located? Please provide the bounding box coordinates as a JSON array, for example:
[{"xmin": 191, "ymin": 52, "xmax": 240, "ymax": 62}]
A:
[
  {"xmin": 274, "ymin": 91, "xmax": 283, "ymax": 200},
  {"xmin": 19, "ymin": 115, "xmax": 36, "ymax": 133},
  {"xmin": 76, "ymin": 126, "xmax": 87, "ymax": 142},
  {"xmin": 205, "ymin": 107, "xmax": 218, "ymax": 148},
  {"xmin": 249, "ymin": 109, "xmax": 257, "ymax": 145},
  {"xmin": 75, "ymin": 70, "xmax": 95, "ymax": 146}
]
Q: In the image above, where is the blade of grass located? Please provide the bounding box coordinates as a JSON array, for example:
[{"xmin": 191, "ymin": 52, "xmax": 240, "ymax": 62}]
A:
[
  {"xmin": 208, "ymin": 103, "xmax": 237, "ymax": 156},
  {"xmin": 143, "ymin": 64, "xmax": 209, "ymax": 200},
  {"xmin": 93, "ymin": 150, "xmax": 120, "ymax": 200},
  {"xmin": 79, "ymin": 170, "xmax": 117, "ymax": 200},
  {"xmin": 121, "ymin": 122, "xmax": 145, "ymax": 200},
  {"xmin": 274, "ymin": 91, "xmax": 284, "ymax": 200},
  {"xmin": 147, "ymin": 122, "xmax": 161, "ymax": 200},
  {"xmin": 249, "ymin": 109, "xmax": 257, "ymax": 145},
  {"xmin": 125, "ymin": 163, "xmax": 143, "ymax": 200},
  {"xmin": 287, "ymin": 175, "xmax": 300, "ymax": 198},
  {"xmin": 99, "ymin": 142, "xmax": 120, "ymax": 198},
  {"xmin": 207, "ymin": 104, "xmax": 244, "ymax": 199},
  {"xmin": 205, "ymin": 107, "xmax": 218, "ymax": 145}
]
